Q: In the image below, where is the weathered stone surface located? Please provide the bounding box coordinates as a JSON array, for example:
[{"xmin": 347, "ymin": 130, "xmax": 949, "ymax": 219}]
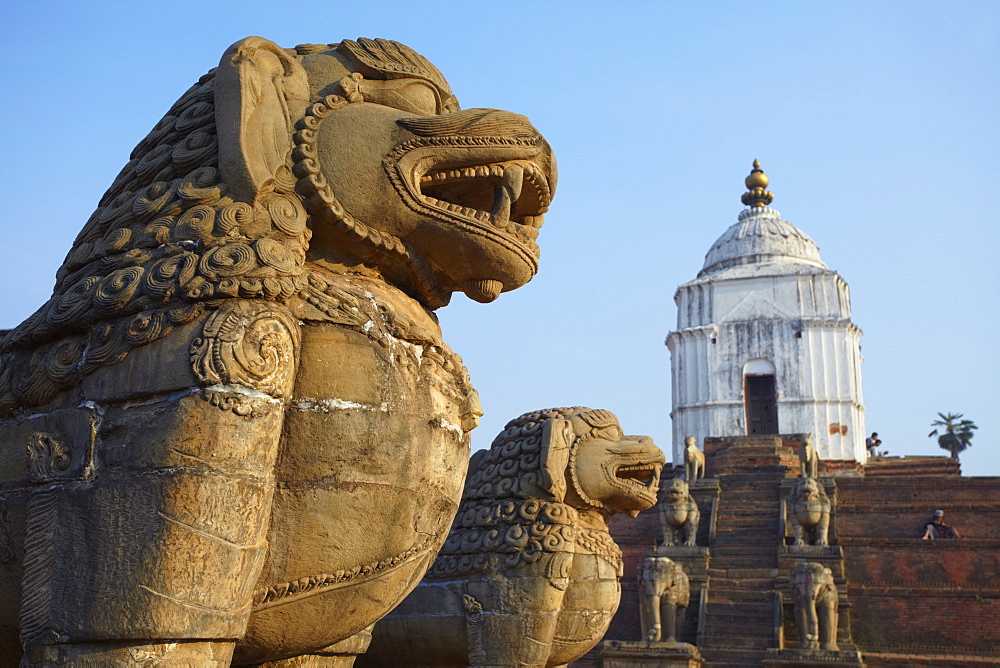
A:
[
  {"xmin": 0, "ymin": 36, "xmax": 555, "ymax": 665},
  {"xmin": 361, "ymin": 407, "xmax": 664, "ymax": 668}
]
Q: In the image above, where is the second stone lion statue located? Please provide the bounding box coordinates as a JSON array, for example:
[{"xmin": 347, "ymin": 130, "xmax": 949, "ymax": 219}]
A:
[
  {"xmin": 659, "ymin": 478, "xmax": 701, "ymax": 547},
  {"xmin": 360, "ymin": 407, "xmax": 665, "ymax": 667},
  {"xmin": 787, "ymin": 477, "xmax": 832, "ymax": 547},
  {"xmin": 0, "ymin": 36, "xmax": 554, "ymax": 665}
]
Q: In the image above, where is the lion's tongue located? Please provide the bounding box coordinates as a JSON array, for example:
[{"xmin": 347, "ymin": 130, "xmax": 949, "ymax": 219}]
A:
[{"xmin": 490, "ymin": 165, "xmax": 523, "ymax": 226}]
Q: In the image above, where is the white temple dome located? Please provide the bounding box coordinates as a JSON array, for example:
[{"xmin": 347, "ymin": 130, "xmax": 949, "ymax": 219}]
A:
[
  {"xmin": 668, "ymin": 160, "xmax": 866, "ymax": 465},
  {"xmin": 699, "ymin": 206, "xmax": 826, "ymax": 277}
]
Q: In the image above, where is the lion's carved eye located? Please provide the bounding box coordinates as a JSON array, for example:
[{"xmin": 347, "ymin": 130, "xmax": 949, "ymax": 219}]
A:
[
  {"xmin": 359, "ymin": 78, "xmax": 441, "ymax": 116},
  {"xmin": 598, "ymin": 426, "xmax": 623, "ymax": 441}
]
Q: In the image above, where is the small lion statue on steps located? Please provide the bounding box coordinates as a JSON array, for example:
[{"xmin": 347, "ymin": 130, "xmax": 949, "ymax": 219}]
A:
[
  {"xmin": 684, "ymin": 434, "xmax": 705, "ymax": 481},
  {"xmin": 360, "ymin": 407, "xmax": 665, "ymax": 668}
]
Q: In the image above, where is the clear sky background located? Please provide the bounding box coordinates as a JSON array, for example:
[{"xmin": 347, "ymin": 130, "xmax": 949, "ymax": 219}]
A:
[{"xmin": 2, "ymin": 1, "xmax": 997, "ymax": 474}]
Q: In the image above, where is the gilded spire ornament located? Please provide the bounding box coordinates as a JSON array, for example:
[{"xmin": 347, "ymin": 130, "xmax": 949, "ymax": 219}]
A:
[{"xmin": 741, "ymin": 159, "xmax": 774, "ymax": 208}]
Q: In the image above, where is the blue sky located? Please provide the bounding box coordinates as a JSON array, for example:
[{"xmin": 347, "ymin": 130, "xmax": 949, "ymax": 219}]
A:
[{"xmin": 2, "ymin": 1, "xmax": 997, "ymax": 474}]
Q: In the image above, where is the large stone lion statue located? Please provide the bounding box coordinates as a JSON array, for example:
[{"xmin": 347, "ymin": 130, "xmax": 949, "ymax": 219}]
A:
[
  {"xmin": 787, "ymin": 477, "xmax": 832, "ymax": 547},
  {"xmin": 359, "ymin": 407, "xmax": 665, "ymax": 668},
  {"xmin": 0, "ymin": 37, "xmax": 554, "ymax": 666}
]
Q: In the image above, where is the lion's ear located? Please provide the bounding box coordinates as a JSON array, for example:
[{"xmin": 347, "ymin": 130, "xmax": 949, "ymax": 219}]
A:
[
  {"xmin": 215, "ymin": 37, "xmax": 310, "ymax": 202},
  {"xmin": 540, "ymin": 418, "xmax": 573, "ymax": 502}
]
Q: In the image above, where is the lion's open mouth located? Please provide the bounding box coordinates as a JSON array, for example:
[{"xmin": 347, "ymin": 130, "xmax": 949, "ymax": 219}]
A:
[
  {"xmin": 418, "ymin": 160, "xmax": 550, "ymax": 236},
  {"xmin": 615, "ymin": 462, "xmax": 663, "ymax": 491}
]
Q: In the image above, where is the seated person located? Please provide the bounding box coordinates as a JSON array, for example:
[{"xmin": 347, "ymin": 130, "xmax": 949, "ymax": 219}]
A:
[{"xmin": 922, "ymin": 509, "xmax": 960, "ymax": 539}]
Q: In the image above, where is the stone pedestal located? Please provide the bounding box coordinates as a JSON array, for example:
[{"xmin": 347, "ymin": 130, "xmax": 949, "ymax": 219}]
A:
[
  {"xmin": 778, "ymin": 545, "xmax": 845, "ymax": 578},
  {"xmin": 600, "ymin": 640, "xmax": 702, "ymax": 668},
  {"xmin": 763, "ymin": 647, "xmax": 864, "ymax": 666}
]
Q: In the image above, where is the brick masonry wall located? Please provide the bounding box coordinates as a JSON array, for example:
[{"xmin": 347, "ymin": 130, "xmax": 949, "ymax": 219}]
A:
[
  {"xmin": 836, "ymin": 478, "xmax": 1000, "ymax": 539},
  {"xmin": 837, "ymin": 476, "xmax": 1000, "ymax": 659}
]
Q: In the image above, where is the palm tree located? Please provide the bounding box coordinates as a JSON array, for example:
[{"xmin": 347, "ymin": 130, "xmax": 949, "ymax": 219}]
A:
[{"xmin": 928, "ymin": 412, "xmax": 978, "ymax": 460}]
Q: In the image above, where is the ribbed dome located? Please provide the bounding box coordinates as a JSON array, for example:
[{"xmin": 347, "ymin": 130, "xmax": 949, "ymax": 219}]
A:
[{"xmin": 699, "ymin": 206, "xmax": 826, "ymax": 277}]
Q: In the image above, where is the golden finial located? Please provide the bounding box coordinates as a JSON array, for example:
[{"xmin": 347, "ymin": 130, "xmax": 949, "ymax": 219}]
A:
[{"xmin": 741, "ymin": 159, "xmax": 774, "ymax": 208}]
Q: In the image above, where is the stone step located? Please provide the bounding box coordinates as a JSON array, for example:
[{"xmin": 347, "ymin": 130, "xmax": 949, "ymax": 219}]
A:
[
  {"xmin": 709, "ymin": 556, "xmax": 779, "ymax": 570},
  {"xmin": 714, "ymin": 516, "xmax": 779, "ymax": 529},
  {"xmin": 704, "ymin": 620, "xmax": 773, "ymax": 637},
  {"xmin": 710, "ymin": 587, "xmax": 775, "ymax": 599},
  {"xmin": 714, "ymin": 527, "xmax": 779, "ymax": 538},
  {"xmin": 716, "ymin": 481, "xmax": 786, "ymax": 491},
  {"xmin": 719, "ymin": 475, "xmax": 786, "ymax": 486},
  {"xmin": 711, "ymin": 552, "xmax": 780, "ymax": 563},
  {"xmin": 714, "ymin": 526, "xmax": 781, "ymax": 535},
  {"xmin": 713, "ymin": 530, "xmax": 781, "ymax": 540},
  {"xmin": 699, "ymin": 633, "xmax": 774, "ymax": 649},
  {"xmin": 713, "ymin": 445, "xmax": 786, "ymax": 455},
  {"xmin": 711, "ymin": 579, "xmax": 778, "ymax": 589},
  {"xmin": 707, "ymin": 587, "xmax": 775, "ymax": 602},
  {"xmin": 710, "ymin": 566, "xmax": 777, "ymax": 577},
  {"xmin": 716, "ymin": 506, "xmax": 781, "ymax": 516},
  {"xmin": 712, "ymin": 533, "xmax": 781, "ymax": 545},
  {"xmin": 717, "ymin": 506, "xmax": 783, "ymax": 516},
  {"xmin": 704, "ymin": 608, "xmax": 774, "ymax": 627},
  {"xmin": 715, "ymin": 544, "xmax": 775, "ymax": 554},
  {"xmin": 710, "ymin": 540, "xmax": 780, "ymax": 550},
  {"xmin": 705, "ymin": 599, "xmax": 774, "ymax": 614},
  {"xmin": 701, "ymin": 646, "xmax": 769, "ymax": 667},
  {"xmin": 719, "ymin": 482, "xmax": 781, "ymax": 491},
  {"xmin": 715, "ymin": 515, "xmax": 780, "ymax": 523},
  {"xmin": 714, "ymin": 462, "xmax": 788, "ymax": 473},
  {"xmin": 710, "ymin": 543, "xmax": 779, "ymax": 553},
  {"xmin": 717, "ymin": 492, "xmax": 781, "ymax": 504}
]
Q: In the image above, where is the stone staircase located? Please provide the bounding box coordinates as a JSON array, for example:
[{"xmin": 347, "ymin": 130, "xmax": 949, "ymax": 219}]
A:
[{"xmin": 698, "ymin": 440, "xmax": 792, "ymax": 667}]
